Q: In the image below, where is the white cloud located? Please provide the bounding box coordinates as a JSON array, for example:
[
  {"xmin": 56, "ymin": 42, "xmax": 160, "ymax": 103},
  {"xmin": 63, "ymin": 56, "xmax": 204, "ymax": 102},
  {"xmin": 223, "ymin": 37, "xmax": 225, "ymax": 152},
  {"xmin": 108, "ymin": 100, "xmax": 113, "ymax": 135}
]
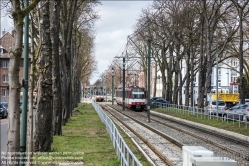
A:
[
  {"xmin": 0, "ymin": 1, "xmax": 153, "ymax": 84},
  {"xmin": 0, "ymin": 6, "xmax": 14, "ymax": 35},
  {"xmin": 91, "ymin": 1, "xmax": 152, "ymax": 84}
]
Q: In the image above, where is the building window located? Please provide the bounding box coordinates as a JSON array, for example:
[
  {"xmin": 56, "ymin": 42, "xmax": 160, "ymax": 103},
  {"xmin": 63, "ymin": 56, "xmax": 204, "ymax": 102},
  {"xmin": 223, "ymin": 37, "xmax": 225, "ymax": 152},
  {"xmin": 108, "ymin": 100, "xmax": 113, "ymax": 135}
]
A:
[
  {"xmin": 218, "ymin": 69, "xmax": 221, "ymax": 75},
  {"xmin": 218, "ymin": 82, "xmax": 221, "ymax": 87},
  {"xmin": 231, "ymin": 74, "xmax": 237, "ymax": 82},
  {"xmin": 2, "ymin": 75, "xmax": 8, "ymax": 83},
  {"xmin": 2, "ymin": 61, "xmax": 9, "ymax": 68},
  {"xmin": 231, "ymin": 59, "xmax": 238, "ymax": 67},
  {"xmin": 2, "ymin": 89, "xmax": 8, "ymax": 97},
  {"xmin": 218, "ymin": 75, "xmax": 221, "ymax": 81}
]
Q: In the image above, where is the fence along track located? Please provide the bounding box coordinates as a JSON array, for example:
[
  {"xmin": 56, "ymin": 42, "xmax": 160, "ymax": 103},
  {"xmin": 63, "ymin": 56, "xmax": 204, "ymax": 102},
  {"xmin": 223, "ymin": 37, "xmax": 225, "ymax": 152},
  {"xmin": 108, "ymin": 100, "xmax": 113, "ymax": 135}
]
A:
[
  {"xmin": 92, "ymin": 102, "xmax": 143, "ymax": 166},
  {"xmin": 104, "ymin": 103, "xmax": 249, "ymax": 164},
  {"xmin": 103, "ymin": 105, "xmax": 183, "ymax": 166}
]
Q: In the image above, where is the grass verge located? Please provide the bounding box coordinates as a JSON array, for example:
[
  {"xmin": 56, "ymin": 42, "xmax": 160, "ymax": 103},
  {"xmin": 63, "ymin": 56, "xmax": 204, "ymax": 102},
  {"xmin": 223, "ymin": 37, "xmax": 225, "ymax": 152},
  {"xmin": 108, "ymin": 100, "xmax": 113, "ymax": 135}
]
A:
[
  {"xmin": 153, "ymin": 107, "xmax": 249, "ymax": 136},
  {"xmin": 34, "ymin": 103, "xmax": 119, "ymax": 166}
]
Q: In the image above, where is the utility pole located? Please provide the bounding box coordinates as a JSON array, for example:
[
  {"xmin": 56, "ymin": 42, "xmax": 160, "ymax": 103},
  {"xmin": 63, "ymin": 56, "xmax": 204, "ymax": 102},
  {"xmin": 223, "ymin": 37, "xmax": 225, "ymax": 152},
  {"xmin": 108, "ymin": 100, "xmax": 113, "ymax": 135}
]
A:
[
  {"xmin": 122, "ymin": 57, "xmax": 125, "ymax": 110},
  {"xmin": 135, "ymin": 74, "xmax": 137, "ymax": 86},
  {"xmin": 20, "ymin": 0, "xmax": 29, "ymax": 165},
  {"xmin": 102, "ymin": 76, "xmax": 103, "ymax": 96},
  {"xmin": 216, "ymin": 32, "xmax": 219, "ymax": 119},
  {"xmin": 147, "ymin": 39, "xmax": 152, "ymax": 122},
  {"xmin": 112, "ymin": 68, "xmax": 114, "ymax": 105}
]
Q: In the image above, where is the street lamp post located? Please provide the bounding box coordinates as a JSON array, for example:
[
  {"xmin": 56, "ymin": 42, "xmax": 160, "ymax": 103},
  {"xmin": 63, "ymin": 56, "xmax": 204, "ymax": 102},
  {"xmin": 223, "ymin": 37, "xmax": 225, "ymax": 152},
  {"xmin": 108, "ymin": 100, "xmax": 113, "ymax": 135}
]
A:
[
  {"xmin": 112, "ymin": 67, "xmax": 114, "ymax": 105},
  {"xmin": 193, "ymin": 82, "xmax": 195, "ymax": 115}
]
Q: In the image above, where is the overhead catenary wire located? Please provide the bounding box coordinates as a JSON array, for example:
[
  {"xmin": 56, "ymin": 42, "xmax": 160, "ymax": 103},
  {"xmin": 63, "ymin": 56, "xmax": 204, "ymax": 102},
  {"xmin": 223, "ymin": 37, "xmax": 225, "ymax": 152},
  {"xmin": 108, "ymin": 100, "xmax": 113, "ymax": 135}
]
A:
[{"xmin": 113, "ymin": 4, "xmax": 161, "ymax": 61}]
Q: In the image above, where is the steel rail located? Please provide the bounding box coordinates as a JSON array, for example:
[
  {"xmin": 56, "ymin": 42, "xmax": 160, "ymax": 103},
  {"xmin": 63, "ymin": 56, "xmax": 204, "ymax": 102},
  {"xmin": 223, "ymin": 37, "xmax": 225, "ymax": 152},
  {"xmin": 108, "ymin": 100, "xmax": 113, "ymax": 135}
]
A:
[
  {"xmin": 144, "ymin": 111, "xmax": 249, "ymax": 161},
  {"xmin": 103, "ymin": 105, "xmax": 182, "ymax": 166}
]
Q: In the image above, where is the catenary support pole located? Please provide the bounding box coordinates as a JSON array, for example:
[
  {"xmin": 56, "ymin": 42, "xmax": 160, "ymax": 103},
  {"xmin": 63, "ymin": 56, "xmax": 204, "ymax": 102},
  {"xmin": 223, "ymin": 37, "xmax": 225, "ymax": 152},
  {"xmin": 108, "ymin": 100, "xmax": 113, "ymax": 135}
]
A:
[
  {"xmin": 20, "ymin": 0, "xmax": 29, "ymax": 165},
  {"xmin": 112, "ymin": 68, "xmax": 114, "ymax": 105},
  {"xmin": 216, "ymin": 33, "xmax": 219, "ymax": 120},
  {"xmin": 147, "ymin": 39, "xmax": 152, "ymax": 122},
  {"xmin": 122, "ymin": 57, "xmax": 125, "ymax": 110}
]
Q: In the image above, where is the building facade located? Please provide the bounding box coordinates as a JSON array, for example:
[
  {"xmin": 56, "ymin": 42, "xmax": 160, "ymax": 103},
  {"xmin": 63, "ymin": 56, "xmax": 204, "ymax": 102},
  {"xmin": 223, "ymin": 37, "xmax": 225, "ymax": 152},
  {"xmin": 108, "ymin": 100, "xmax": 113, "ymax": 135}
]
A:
[
  {"xmin": 149, "ymin": 58, "xmax": 240, "ymax": 105},
  {"xmin": 0, "ymin": 30, "xmax": 27, "ymax": 102}
]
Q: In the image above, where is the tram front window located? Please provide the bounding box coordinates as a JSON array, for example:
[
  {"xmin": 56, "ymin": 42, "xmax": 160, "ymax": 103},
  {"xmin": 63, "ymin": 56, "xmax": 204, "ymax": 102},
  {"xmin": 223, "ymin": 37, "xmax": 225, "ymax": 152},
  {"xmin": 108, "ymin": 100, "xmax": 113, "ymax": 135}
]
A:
[{"xmin": 132, "ymin": 89, "xmax": 144, "ymax": 99}]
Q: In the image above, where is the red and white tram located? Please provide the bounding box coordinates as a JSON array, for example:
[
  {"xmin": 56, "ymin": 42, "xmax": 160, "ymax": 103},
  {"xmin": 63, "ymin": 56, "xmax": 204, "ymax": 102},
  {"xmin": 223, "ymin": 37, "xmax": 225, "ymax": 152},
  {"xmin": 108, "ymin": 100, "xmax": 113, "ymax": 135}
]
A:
[{"xmin": 116, "ymin": 85, "xmax": 146, "ymax": 110}]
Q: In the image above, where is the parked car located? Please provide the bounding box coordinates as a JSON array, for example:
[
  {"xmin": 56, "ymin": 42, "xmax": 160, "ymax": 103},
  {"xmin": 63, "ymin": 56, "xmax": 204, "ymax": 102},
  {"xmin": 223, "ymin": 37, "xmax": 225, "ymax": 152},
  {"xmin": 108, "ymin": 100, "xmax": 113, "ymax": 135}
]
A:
[
  {"xmin": 151, "ymin": 99, "xmax": 169, "ymax": 108},
  {"xmin": 223, "ymin": 104, "xmax": 249, "ymax": 121},
  {"xmin": 150, "ymin": 97, "xmax": 164, "ymax": 103},
  {"xmin": 1, "ymin": 102, "xmax": 8, "ymax": 110},
  {"xmin": 0, "ymin": 103, "xmax": 8, "ymax": 119},
  {"xmin": 20, "ymin": 101, "xmax": 36, "ymax": 113},
  {"xmin": 205, "ymin": 100, "xmax": 227, "ymax": 115},
  {"xmin": 245, "ymin": 99, "xmax": 249, "ymax": 104}
]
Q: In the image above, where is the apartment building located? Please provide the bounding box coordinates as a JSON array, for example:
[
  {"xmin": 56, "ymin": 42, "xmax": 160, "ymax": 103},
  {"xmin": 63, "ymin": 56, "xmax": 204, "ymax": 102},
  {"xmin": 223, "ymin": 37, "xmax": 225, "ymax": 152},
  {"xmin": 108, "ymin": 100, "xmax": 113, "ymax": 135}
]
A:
[
  {"xmin": 0, "ymin": 29, "xmax": 27, "ymax": 102},
  {"xmin": 149, "ymin": 57, "xmax": 240, "ymax": 105}
]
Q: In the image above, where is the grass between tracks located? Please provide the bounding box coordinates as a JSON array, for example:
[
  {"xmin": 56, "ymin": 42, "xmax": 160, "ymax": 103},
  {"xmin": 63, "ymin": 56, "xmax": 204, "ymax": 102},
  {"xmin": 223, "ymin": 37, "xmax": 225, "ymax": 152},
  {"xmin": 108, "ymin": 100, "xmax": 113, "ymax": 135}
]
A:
[
  {"xmin": 34, "ymin": 103, "xmax": 119, "ymax": 166},
  {"xmin": 153, "ymin": 107, "xmax": 249, "ymax": 136},
  {"xmin": 34, "ymin": 103, "xmax": 152, "ymax": 166}
]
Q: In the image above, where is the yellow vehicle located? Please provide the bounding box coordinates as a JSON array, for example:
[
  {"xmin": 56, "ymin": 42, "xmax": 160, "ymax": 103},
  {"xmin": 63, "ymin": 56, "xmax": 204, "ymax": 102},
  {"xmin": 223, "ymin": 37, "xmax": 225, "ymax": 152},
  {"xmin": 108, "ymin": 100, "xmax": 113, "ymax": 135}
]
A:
[{"xmin": 212, "ymin": 93, "xmax": 239, "ymax": 108}]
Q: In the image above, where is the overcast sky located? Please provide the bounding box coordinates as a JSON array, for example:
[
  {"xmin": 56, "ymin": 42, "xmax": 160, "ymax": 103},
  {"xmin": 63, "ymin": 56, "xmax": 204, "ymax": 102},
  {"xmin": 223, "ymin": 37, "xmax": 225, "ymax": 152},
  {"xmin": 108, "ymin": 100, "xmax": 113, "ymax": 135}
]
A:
[
  {"xmin": 92, "ymin": 1, "xmax": 152, "ymax": 84},
  {"xmin": 0, "ymin": 1, "xmax": 153, "ymax": 85}
]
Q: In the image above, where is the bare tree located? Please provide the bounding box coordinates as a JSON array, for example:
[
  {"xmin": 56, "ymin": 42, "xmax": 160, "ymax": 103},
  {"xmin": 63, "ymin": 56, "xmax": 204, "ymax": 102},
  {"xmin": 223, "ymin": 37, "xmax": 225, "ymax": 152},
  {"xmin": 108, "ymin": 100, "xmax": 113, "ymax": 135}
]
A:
[
  {"xmin": 60, "ymin": 0, "xmax": 78, "ymax": 125},
  {"xmin": 7, "ymin": 0, "xmax": 40, "ymax": 165},
  {"xmin": 231, "ymin": 0, "xmax": 249, "ymax": 104},
  {"xmin": 50, "ymin": 0, "xmax": 62, "ymax": 136},
  {"xmin": 34, "ymin": 0, "xmax": 53, "ymax": 152},
  {"xmin": 27, "ymin": 5, "xmax": 41, "ymax": 165}
]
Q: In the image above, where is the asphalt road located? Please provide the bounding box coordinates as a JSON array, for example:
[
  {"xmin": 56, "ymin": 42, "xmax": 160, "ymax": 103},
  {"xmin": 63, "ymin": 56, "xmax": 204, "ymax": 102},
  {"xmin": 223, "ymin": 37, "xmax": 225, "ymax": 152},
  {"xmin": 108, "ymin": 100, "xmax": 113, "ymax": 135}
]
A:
[
  {"xmin": 0, "ymin": 112, "xmax": 36, "ymax": 165},
  {"xmin": 1, "ymin": 118, "xmax": 8, "ymax": 164}
]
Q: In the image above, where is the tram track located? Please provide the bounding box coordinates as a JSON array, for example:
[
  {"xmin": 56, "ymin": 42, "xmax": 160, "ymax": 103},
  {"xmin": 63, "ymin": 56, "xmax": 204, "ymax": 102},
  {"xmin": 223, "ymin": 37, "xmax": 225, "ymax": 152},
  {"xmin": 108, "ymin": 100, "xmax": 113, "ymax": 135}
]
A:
[
  {"xmin": 145, "ymin": 111, "xmax": 249, "ymax": 160},
  {"xmin": 102, "ymin": 105, "xmax": 182, "ymax": 166},
  {"xmin": 101, "ymin": 103, "xmax": 249, "ymax": 165}
]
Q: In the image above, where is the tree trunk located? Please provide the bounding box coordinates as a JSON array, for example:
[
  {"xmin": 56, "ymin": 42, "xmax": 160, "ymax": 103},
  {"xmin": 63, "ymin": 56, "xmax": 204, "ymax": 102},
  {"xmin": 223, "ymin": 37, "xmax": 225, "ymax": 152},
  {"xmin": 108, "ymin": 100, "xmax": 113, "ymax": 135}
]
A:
[
  {"xmin": 7, "ymin": 1, "xmax": 25, "ymax": 165},
  {"xmin": 239, "ymin": 9, "xmax": 244, "ymax": 104},
  {"xmin": 153, "ymin": 63, "xmax": 157, "ymax": 97},
  {"xmin": 205, "ymin": 25, "xmax": 213, "ymax": 95},
  {"xmin": 26, "ymin": 8, "xmax": 41, "ymax": 165},
  {"xmin": 178, "ymin": 60, "xmax": 183, "ymax": 106},
  {"xmin": 173, "ymin": 63, "xmax": 179, "ymax": 104},
  {"xmin": 7, "ymin": 0, "xmax": 40, "ymax": 164},
  {"xmin": 60, "ymin": 0, "xmax": 78, "ymax": 125},
  {"xmin": 34, "ymin": 0, "xmax": 53, "ymax": 152},
  {"xmin": 197, "ymin": 1, "xmax": 206, "ymax": 109},
  {"xmin": 185, "ymin": 48, "xmax": 191, "ymax": 107},
  {"xmin": 166, "ymin": 45, "xmax": 174, "ymax": 104},
  {"xmin": 50, "ymin": 0, "xmax": 62, "ymax": 136}
]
